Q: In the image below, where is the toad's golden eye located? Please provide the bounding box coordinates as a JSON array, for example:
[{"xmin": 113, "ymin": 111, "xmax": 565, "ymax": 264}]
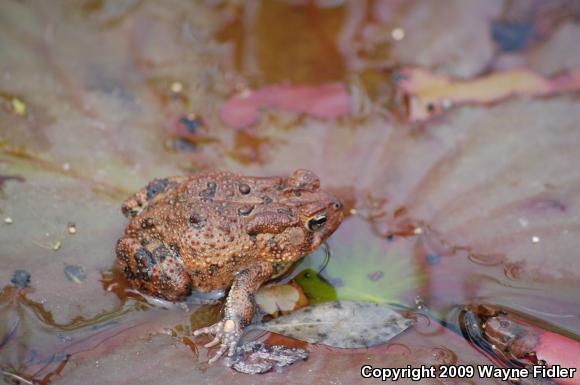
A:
[{"xmin": 306, "ymin": 213, "xmax": 327, "ymax": 231}]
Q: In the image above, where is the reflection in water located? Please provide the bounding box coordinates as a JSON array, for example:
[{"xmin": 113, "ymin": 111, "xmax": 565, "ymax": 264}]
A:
[
  {"xmin": 0, "ymin": 270, "xmax": 160, "ymax": 384},
  {"xmin": 216, "ymin": 0, "xmax": 346, "ymax": 85},
  {"xmin": 1, "ymin": 234, "xmax": 579, "ymax": 383},
  {"xmin": 0, "ymin": 264, "xmax": 230, "ymax": 384}
]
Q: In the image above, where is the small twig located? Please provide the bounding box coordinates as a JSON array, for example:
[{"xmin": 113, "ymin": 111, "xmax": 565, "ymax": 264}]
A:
[{"xmin": 1, "ymin": 370, "xmax": 34, "ymax": 385}]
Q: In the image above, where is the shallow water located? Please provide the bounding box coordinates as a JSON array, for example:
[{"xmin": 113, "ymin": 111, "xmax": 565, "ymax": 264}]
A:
[{"xmin": 1, "ymin": 1, "xmax": 579, "ymax": 384}]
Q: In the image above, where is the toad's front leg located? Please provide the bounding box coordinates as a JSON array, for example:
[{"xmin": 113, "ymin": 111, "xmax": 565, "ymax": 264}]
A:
[{"xmin": 194, "ymin": 261, "xmax": 273, "ymax": 364}]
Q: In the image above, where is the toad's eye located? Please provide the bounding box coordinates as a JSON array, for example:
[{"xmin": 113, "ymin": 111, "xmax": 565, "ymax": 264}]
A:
[{"xmin": 306, "ymin": 214, "xmax": 327, "ymax": 231}]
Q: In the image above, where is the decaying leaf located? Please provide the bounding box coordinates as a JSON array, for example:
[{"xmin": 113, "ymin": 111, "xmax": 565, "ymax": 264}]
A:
[
  {"xmin": 220, "ymin": 83, "xmax": 352, "ymax": 129},
  {"xmin": 231, "ymin": 341, "xmax": 309, "ymax": 374},
  {"xmin": 256, "ymin": 282, "xmax": 309, "ymax": 316},
  {"xmin": 259, "ymin": 301, "xmax": 413, "ymax": 348},
  {"xmin": 398, "ymin": 67, "xmax": 580, "ymax": 121}
]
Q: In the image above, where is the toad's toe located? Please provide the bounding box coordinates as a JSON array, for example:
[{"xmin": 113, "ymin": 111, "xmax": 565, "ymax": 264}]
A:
[{"xmin": 194, "ymin": 319, "xmax": 243, "ymax": 364}]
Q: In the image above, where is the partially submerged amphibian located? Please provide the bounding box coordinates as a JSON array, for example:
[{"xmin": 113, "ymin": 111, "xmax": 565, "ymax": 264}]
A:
[{"xmin": 116, "ymin": 169, "xmax": 343, "ymax": 362}]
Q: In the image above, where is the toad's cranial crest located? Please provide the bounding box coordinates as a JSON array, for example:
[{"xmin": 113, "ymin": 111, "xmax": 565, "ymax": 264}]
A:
[{"xmin": 116, "ymin": 169, "xmax": 343, "ymax": 363}]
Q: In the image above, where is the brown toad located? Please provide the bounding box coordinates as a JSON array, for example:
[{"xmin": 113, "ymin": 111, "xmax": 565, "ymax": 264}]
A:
[{"xmin": 116, "ymin": 169, "xmax": 343, "ymax": 363}]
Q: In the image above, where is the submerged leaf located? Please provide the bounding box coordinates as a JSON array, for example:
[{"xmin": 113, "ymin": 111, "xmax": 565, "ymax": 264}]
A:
[
  {"xmin": 295, "ymin": 218, "xmax": 426, "ymax": 304},
  {"xmin": 398, "ymin": 67, "xmax": 580, "ymax": 121},
  {"xmin": 259, "ymin": 301, "xmax": 413, "ymax": 348},
  {"xmin": 221, "ymin": 83, "xmax": 351, "ymax": 129}
]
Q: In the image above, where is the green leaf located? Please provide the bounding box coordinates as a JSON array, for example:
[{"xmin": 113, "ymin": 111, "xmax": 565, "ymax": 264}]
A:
[
  {"xmin": 293, "ymin": 268, "xmax": 337, "ymax": 304},
  {"xmin": 296, "ymin": 218, "xmax": 426, "ymax": 304}
]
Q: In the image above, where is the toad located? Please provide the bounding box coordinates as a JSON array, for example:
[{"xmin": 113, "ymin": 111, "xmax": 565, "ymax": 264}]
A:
[{"xmin": 116, "ymin": 169, "xmax": 343, "ymax": 363}]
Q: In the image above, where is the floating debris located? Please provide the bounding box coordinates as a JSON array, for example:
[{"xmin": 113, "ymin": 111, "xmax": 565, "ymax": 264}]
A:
[
  {"xmin": 53, "ymin": 240, "xmax": 62, "ymax": 251},
  {"xmin": 467, "ymin": 253, "xmax": 505, "ymax": 266},
  {"xmin": 367, "ymin": 271, "xmax": 384, "ymax": 281},
  {"xmin": 391, "ymin": 28, "xmax": 405, "ymax": 41},
  {"xmin": 64, "ymin": 264, "xmax": 87, "ymax": 283},
  {"xmin": 491, "ymin": 21, "xmax": 533, "ymax": 53},
  {"xmin": 4, "ymin": 217, "xmax": 13, "ymax": 224},
  {"xmin": 68, "ymin": 222, "xmax": 77, "ymax": 235},
  {"xmin": 425, "ymin": 254, "xmax": 441, "ymax": 265},
  {"xmin": 414, "ymin": 296, "xmax": 425, "ymax": 310},
  {"xmin": 11, "ymin": 270, "xmax": 31, "ymax": 288},
  {"xmin": 231, "ymin": 341, "xmax": 309, "ymax": 374},
  {"xmin": 441, "ymin": 98, "xmax": 453, "ymax": 110},
  {"xmin": 413, "ymin": 227, "xmax": 423, "ymax": 235},
  {"xmin": 531, "ymin": 236, "xmax": 540, "ymax": 244},
  {"xmin": 0, "ymin": 175, "xmax": 25, "ymax": 192},
  {"xmin": 170, "ymin": 81, "xmax": 184, "ymax": 93},
  {"xmin": 178, "ymin": 114, "xmax": 204, "ymax": 134},
  {"xmin": 11, "ymin": 97, "xmax": 27, "ymax": 115}
]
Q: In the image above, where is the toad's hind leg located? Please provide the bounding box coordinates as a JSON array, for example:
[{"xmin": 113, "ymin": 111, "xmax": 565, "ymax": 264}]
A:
[
  {"xmin": 116, "ymin": 237, "xmax": 192, "ymax": 301},
  {"xmin": 121, "ymin": 176, "xmax": 189, "ymax": 218}
]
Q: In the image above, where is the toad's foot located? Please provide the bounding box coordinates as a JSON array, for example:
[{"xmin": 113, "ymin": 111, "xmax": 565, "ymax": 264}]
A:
[
  {"xmin": 194, "ymin": 261, "xmax": 274, "ymax": 364},
  {"xmin": 194, "ymin": 318, "xmax": 243, "ymax": 364}
]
